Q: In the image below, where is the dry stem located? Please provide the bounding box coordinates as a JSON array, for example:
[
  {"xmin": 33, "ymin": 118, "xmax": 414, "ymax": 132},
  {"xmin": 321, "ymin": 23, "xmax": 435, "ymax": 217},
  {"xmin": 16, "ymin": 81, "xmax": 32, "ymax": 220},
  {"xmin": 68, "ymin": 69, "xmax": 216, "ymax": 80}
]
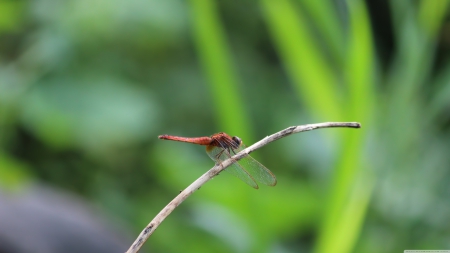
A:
[{"xmin": 125, "ymin": 122, "xmax": 361, "ymax": 253}]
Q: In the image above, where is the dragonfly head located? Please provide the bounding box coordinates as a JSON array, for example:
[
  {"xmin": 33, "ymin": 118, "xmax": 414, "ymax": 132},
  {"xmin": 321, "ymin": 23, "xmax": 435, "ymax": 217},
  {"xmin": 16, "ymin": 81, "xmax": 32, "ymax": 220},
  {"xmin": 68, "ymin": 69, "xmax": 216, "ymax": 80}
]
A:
[{"xmin": 231, "ymin": 136, "xmax": 242, "ymax": 149}]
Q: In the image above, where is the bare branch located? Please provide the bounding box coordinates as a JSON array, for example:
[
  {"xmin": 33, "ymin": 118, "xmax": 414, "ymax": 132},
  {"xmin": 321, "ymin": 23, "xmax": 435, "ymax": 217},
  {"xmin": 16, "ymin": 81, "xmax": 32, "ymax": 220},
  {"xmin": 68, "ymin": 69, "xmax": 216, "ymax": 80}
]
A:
[{"xmin": 125, "ymin": 122, "xmax": 361, "ymax": 253}]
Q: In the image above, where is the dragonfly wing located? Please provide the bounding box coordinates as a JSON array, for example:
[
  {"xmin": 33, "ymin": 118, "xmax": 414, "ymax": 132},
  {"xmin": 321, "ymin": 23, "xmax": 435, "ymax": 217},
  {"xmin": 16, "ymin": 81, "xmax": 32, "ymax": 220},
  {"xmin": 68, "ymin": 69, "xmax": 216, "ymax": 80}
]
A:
[
  {"xmin": 206, "ymin": 146, "xmax": 259, "ymax": 189},
  {"xmin": 224, "ymin": 163, "xmax": 259, "ymax": 189},
  {"xmin": 237, "ymin": 154, "xmax": 277, "ymax": 186}
]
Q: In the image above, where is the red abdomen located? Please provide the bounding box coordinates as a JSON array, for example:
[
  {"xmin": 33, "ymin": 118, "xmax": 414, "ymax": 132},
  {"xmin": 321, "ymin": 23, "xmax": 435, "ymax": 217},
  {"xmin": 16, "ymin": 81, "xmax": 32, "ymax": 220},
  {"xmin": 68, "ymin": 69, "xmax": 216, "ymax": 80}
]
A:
[{"xmin": 158, "ymin": 135, "xmax": 212, "ymax": 146}]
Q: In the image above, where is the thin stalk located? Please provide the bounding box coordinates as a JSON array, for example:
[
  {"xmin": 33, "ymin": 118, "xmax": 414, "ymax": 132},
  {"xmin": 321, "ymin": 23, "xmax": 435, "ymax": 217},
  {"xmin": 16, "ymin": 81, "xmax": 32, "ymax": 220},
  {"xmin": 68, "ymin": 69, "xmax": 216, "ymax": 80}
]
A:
[{"xmin": 125, "ymin": 122, "xmax": 361, "ymax": 253}]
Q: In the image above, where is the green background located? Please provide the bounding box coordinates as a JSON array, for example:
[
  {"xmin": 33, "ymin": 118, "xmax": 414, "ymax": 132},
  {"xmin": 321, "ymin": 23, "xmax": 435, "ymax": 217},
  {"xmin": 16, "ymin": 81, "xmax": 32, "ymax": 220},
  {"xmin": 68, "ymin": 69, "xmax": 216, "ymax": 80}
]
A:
[{"xmin": 1, "ymin": 0, "xmax": 450, "ymax": 252}]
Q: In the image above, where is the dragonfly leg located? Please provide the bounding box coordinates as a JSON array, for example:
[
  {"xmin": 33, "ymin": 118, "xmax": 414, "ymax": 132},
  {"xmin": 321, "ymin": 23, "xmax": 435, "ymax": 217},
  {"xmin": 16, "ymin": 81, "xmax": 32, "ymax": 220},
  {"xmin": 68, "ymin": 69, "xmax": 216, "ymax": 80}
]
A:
[
  {"xmin": 227, "ymin": 148, "xmax": 239, "ymax": 164},
  {"xmin": 215, "ymin": 149, "xmax": 224, "ymax": 164}
]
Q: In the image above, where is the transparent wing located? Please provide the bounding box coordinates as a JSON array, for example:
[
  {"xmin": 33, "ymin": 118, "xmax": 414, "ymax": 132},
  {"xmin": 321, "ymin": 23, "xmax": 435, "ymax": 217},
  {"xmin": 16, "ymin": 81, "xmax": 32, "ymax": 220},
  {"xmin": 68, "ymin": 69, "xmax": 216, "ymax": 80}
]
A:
[
  {"xmin": 206, "ymin": 145, "xmax": 259, "ymax": 189},
  {"xmin": 235, "ymin": 149, "xmax": 277, "ymax": 186}
]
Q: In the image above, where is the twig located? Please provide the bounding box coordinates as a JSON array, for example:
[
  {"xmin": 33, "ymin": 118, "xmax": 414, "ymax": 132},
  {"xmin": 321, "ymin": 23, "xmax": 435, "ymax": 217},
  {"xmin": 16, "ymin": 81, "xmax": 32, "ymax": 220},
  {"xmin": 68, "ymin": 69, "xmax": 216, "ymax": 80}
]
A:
[{"xmin": 125, "ymin": 122, "xmax": 361, "ymax": 253}]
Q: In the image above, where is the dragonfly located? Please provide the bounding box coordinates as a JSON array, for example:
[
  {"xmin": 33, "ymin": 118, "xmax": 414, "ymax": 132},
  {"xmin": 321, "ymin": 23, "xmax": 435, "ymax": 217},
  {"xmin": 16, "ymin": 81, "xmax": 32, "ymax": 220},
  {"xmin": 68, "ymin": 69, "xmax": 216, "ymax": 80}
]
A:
[{"xmin": 158, "ymin": 132, "xmax": 277, "ymax": 189}]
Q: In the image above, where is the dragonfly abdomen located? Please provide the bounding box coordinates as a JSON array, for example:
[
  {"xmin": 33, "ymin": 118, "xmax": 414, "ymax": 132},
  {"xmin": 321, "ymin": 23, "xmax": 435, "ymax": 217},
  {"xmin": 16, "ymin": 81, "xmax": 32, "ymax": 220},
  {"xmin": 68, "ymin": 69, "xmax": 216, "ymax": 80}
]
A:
[{"xmin": 158, "ymin": 135, "xmax": 212, "ymax": 146}]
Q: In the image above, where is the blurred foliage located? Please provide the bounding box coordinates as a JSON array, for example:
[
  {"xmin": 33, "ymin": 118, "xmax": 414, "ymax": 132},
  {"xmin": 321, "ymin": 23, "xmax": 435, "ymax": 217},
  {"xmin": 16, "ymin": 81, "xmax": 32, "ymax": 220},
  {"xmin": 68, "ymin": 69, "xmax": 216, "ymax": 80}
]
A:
[{"xmin": 1, "ymin": 0, "xmax": 450, "ymax": 253}]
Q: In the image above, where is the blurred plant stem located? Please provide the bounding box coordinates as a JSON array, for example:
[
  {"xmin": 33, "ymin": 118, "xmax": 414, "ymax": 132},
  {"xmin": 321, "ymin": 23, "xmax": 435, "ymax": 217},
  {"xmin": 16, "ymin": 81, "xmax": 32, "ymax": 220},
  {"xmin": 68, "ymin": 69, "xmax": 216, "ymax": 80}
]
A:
[
  {"xmin": 261, "ymin": 0, "xmax": 374, "ymax": 253},
  {"xmin": 189, "ymin": 0, "xmax": 253, "ymax": 141},
  {"xmin": 260, "ymin": 0, "xmax": 342, "ymax": 121}
]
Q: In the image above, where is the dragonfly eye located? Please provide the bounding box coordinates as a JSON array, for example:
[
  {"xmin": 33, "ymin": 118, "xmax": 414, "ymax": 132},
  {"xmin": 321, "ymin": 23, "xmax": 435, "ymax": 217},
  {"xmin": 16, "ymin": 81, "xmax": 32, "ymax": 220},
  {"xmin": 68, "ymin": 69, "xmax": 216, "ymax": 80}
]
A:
[{"xmin": 231, "ymin": 136, "xmax": 242, "ymax": 148}]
